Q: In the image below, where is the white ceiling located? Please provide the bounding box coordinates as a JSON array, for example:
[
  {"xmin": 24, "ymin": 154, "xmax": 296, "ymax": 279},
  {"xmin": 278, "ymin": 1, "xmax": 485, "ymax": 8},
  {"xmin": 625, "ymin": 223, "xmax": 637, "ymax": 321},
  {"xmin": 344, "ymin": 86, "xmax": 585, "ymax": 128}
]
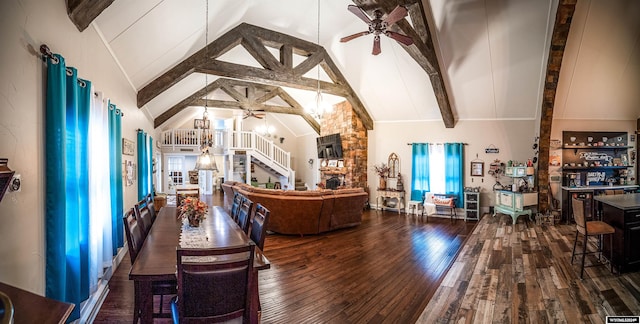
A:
[{"xmin": 93, "ymin": 0, "xmax": 640, "ymax": 135}]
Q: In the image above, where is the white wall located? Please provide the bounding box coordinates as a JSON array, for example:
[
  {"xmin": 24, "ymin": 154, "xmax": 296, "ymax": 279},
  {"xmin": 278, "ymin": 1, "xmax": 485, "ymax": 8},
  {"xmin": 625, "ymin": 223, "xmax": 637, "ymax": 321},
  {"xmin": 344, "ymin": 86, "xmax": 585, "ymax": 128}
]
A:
[
  {"xmin": 368, "ymin": 120, "xmax": 539, "ymax": 210},
  {"xmin": 0, "ymin": 0, "xmax": 155, "ymax": 293}
]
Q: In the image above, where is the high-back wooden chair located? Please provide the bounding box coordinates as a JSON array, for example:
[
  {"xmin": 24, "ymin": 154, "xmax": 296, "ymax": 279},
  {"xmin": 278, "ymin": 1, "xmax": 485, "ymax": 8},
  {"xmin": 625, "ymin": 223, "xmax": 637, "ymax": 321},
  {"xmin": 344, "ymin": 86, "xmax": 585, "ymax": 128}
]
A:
[
  {"xmin": 135, "ymin": 201, "xmax": 153, "ymax": 238},
  {"xmin": 170, "ymin": 244, "xmax": 256, "ymax": 323},
  {"xmin": 123, "ymin": 208, "xmax": 144, "ymax": 264},
  {"xmin": 236, "ymin": 197, "xmax": 253, "ymax": 235},
  {"xmin": 145, "ymin": 193, "xmax": 157, "ymax": 222},
  {"xmin": 231, "ymin": 192, "xmax": 243, "ymax": 223},
  {"xmin": 123, "ymin": 207, "xmax": 176, "ymax": 322},
  {"xmin": 571, "ymin": 198, "xmax": 615, "ymax": 279},
  {"xmin": 176, "ymin": 187, "xmax": 200, "ymax": 207},
  {"xmin": 250, "ymin": 203, "xmax": 271, "ymax": 251}
]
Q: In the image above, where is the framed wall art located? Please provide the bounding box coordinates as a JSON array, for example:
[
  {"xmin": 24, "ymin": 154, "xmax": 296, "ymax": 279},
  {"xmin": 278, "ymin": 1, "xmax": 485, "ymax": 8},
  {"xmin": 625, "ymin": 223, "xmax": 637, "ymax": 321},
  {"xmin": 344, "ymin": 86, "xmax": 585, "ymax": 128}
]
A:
[
  {"xmin": 122, "ymin": 138, "xmax": 135, "ymax": 156},
  {"xmin": 471, "ymin": 161, "xmax": 484, "ymax": 177}
]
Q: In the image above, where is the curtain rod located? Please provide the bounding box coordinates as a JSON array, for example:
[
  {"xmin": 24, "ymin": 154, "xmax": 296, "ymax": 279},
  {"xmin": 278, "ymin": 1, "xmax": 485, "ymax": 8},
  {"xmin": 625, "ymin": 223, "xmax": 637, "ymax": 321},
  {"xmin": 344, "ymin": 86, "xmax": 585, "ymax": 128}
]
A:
[
  {"xmin": 407, "ymin": 142, "xmax": 468, "ymax": 145},
  {"xmin": 39, "ymin": 44, "xmax": 55, "ymax": 62}
]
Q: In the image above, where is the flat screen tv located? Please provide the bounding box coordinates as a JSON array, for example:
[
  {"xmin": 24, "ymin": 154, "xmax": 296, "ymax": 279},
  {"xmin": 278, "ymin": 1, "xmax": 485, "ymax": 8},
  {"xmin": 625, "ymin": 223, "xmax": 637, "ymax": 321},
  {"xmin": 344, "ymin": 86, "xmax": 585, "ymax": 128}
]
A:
[{"xmin": 317, "ymin": 133, "xmax": 343, "ymax": 159}]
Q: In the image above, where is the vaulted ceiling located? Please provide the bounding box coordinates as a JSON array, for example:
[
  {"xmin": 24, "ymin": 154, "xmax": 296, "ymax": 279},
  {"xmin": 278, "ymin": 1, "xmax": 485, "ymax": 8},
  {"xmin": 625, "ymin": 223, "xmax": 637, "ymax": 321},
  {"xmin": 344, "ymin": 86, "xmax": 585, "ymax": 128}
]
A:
[{"xmin": 85, "ymin": 0, "xmax": 639, "ymax": 136}]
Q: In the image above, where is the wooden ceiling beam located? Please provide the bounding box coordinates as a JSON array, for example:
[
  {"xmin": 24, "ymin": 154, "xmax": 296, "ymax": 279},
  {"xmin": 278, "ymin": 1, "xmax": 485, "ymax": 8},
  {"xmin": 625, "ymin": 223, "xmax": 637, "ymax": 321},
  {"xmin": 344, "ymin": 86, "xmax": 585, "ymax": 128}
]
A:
[
  {"xmin": 351, "ymin": 0, "xmax": 455, "ymax": 128},
  {"xmin": 140, "ymin": 23, "xmax": 373, "ymax": 131},
  {"xmin": 66, "ymin": 0, "xmax": 114, "ymax": 32},
  {"xmin": 154, "ymin": 78, "xmax": 320, "ymax": 133}
]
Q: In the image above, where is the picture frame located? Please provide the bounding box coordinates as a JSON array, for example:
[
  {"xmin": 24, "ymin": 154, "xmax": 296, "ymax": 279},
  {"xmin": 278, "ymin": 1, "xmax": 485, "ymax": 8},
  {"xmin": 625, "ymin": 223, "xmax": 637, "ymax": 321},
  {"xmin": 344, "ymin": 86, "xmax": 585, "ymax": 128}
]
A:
[
  {"xmin": 188, "ymin": 170, "xmax": 199, "ymax": 184},
  {"xmin": 328, "ymin": 159, "xmax": 338, "ymax": 167},
  {"xmin": 193, "ymin": 118, "xmax": 210, "ymax": 129},
  {"xmin": 122, "ymin": 138, "xmax": 135, "ymax": 156},
  {"xmin": 337, "ymin": 160, "xmax": 345, "ymax": 168},
  {"xmin": 471, "ymin": 161, "xmax": 484, "ymax": 177}
]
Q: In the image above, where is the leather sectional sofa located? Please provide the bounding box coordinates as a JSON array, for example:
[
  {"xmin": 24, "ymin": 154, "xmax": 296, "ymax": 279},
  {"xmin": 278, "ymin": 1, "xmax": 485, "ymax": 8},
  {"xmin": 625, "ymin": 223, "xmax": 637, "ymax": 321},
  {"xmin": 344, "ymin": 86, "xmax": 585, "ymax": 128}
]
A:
[{"xmin": 222, "ymin": 181, "xmax": 368, "ymax": 235}]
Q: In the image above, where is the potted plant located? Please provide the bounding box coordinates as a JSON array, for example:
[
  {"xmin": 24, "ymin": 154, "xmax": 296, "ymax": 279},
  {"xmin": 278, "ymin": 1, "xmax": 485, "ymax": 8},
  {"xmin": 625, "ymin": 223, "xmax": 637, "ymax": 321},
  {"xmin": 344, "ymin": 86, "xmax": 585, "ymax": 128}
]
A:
[
  {"xmin": 177, "ymin": 196, "xmax": 208, "ymax": 227},
  {"xmin": 373, "ymin": 163, "xmax": 390, "ymax": 190}
]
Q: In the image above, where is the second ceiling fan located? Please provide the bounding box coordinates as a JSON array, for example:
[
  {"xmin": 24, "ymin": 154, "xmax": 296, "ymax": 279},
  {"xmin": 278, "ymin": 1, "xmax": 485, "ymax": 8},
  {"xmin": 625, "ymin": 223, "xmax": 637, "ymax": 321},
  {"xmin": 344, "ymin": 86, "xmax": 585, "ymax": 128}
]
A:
[{"xmin": 340, "ymin": 5, "xmax": 414, "ymax": 55}]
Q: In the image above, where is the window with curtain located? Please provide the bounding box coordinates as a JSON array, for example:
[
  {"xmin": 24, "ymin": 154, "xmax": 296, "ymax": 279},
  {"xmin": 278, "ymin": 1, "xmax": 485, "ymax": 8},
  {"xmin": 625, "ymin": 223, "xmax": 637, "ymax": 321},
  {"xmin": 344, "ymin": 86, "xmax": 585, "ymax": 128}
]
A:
[
  {"xmin": 411, "ymin": 143, "xmax": 464, "ymax": 207},
  {"xmin": 45, "ymin": 53, "xmax": 123, "ymax": 322}
]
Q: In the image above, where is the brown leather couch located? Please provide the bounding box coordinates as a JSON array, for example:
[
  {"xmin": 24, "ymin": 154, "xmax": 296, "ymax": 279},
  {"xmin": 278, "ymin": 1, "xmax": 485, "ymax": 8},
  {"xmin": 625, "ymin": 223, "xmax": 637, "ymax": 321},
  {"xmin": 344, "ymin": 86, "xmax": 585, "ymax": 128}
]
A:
[{"xmin": 222, "ymin": 181, "xmax": 368, "ymax": 235}]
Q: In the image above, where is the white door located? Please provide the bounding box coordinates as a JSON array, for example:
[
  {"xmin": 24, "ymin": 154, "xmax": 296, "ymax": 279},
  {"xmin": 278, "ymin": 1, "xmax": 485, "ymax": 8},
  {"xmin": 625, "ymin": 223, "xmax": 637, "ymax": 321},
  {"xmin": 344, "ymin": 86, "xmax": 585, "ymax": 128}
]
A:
[{"xmin": 166, "ymin": 156, "xmax": 185, "ymax": 193}]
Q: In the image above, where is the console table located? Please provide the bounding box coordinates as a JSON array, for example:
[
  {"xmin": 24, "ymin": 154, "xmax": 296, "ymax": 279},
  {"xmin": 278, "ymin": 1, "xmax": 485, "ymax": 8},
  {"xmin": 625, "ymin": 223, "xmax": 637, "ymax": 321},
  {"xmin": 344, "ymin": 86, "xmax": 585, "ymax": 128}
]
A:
[{"xmin": 377, "ymin": 189, "xmax": 405, "ymax": 214}]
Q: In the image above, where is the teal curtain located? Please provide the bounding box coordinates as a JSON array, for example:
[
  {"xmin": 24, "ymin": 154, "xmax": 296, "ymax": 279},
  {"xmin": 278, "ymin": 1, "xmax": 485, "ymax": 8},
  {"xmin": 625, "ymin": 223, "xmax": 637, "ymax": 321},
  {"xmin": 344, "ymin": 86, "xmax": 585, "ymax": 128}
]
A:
[
  {"xmin": 45, "ymin": 55, "xmax": 91, "ymax": 322},
  {"xmin": 410, "ymin": 143, "xmax": 430, "ymax": 201},
  {"xmin": 109, "ymin": 103, "xmax": 124, "ymax": 254},
  {"xmin": 444, "ymin": 143, "xmax": 464, "ymax": 207},
  {"xmin": 137, "ymin": 130, "xmax": 150, "ymax": 200},
  {"xmin": 149, "ymin": 137, "xmax": 154, "ymax": 196}
]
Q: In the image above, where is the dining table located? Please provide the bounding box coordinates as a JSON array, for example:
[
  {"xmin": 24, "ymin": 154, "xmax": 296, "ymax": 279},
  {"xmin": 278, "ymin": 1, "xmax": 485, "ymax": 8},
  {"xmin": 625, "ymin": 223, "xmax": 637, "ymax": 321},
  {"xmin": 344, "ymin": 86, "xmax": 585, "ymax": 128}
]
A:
[{"xmin": 129, "ymin": 205, "xmax": 270, "ymax": 323}]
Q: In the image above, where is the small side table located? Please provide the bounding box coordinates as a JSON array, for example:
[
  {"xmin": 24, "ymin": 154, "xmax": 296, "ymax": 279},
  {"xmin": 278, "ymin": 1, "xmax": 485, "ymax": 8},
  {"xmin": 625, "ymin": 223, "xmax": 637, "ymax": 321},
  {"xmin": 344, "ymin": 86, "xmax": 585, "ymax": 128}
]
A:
[
  {"xmin": 406, "ymin": 200, "xmax": 423, "ymax": 215},
  {"xmin": 377, "ymin": 189, "xmax": 405, "ymax": 214}
]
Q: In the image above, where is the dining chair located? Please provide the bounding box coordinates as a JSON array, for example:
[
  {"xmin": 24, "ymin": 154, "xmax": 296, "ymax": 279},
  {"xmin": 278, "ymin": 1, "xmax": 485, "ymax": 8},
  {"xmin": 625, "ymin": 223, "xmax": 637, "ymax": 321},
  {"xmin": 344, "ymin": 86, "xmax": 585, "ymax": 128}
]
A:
[
  {"xmin": 571, "ymin": 198, "xmax": 615, "ymax": 279},
  {"xmin": 249, "ymin": 203, "xmax": 270, "ymax": 251},
  {"xmin": 171, "ymin": 244, "xmax": 256, "ymax": 323},
  {"xmin": 134, "ymin": 201, "xmax": 153, "ymax": 238},
  {"xmin": 145, "ymin": 193, "xmax": 157, "ymax": 223},
  {"xmin": 123, "ymin": 208, "xmax": 176, "ymax": 322},
  {"xmin": 231, "ymin": 192, "xmax": 243, "ymax": 223},
  {"xmin": 237, "ymin": 197, "xmax": 254, "ymax": 235},
  {"xmin": 176, "ymin": 187, "xmax": 200, "ymax": 207}
]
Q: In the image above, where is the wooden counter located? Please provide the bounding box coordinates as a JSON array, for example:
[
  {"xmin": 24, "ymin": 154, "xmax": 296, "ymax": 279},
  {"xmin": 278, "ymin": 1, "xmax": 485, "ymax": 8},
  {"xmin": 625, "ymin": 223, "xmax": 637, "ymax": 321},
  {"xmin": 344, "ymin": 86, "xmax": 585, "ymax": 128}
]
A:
[{"xmin": 594, "ymin": 193, "xmax": 640, "ymax": 273}]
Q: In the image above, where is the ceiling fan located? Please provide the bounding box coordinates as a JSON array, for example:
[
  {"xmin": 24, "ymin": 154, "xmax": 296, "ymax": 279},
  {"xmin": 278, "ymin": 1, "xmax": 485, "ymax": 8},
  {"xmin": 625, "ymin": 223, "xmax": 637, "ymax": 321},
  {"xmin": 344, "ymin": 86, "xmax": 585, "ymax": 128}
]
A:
[
  {"xmin": 243, "ymin": 109, "xmax": 266, "ymax": 119},
  {"xmin": 340, "ymin": 5, "xmax": 414, "ymax": 55}
]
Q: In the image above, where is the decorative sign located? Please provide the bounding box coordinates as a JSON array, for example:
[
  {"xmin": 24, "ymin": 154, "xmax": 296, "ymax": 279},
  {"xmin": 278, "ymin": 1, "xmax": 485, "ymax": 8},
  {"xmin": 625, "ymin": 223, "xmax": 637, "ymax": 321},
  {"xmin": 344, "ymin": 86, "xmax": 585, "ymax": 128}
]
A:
[
  {"xmin": 122, "ymin": 138, "xmax": 135, "ymax": 156},
  {"xmin": 485, "ymin": 145, "xmax": 499, "ymax": 154},
  {"xmin": 586, "ymin": 171, "xmax": 605, "ymax": 184},
  {"xmin": 579, "ymin": 152, "xmax": 612, "ymax": 162}
]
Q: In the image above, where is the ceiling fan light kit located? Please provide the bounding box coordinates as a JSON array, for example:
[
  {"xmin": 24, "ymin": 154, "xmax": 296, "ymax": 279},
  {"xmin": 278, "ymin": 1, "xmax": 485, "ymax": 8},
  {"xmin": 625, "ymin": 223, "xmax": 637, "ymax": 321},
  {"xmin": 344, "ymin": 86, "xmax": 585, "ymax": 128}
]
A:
[{"xmin": 340, "ymin": 4, "xmax": 413, "ymax": 55}]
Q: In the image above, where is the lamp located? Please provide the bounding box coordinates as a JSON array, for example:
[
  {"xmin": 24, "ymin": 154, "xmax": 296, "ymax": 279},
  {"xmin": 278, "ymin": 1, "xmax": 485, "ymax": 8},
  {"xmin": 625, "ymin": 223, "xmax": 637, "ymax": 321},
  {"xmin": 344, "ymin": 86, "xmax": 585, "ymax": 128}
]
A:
[
  {"xmin": 306, "ymin": 0, "xmax": 333, "ymax": 119},
  {"xmin": 194, "ymin": 0, "xmax": 218, "ymax": 172}
]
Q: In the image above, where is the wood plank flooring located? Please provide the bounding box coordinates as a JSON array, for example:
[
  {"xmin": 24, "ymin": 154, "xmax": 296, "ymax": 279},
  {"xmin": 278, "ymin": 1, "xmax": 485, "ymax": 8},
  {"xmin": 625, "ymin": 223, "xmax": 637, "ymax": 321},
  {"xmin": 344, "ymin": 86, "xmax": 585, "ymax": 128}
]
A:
[
  {"xmin": 417, "ymin": 214, "xmax": 640, "ymax": 324},
  {"xmin": 95, "ymin": 193, "xmax": 640, "ymax": 323}
]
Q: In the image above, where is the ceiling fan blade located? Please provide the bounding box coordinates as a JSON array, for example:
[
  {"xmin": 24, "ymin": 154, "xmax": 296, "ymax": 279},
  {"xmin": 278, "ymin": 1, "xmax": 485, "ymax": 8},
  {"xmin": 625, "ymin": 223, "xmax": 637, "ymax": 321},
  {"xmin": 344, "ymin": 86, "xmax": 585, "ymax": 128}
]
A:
[
  {"xmin": 347, "ymin": 5, "xmax": 372, "ymax": 24},
  {"xmin": 383, "ymin": 5, "xmax": 408, "ymax": 26},
  {"xmin": 372, "ymin": 35, "xmax": 381, "ymax": 55},
  {"xmin": 340, "ymin": 31, "xmax": 370, "ymax": 43},
  {"xmin": 386, "ymin": 31, "xmax": 414, "ymax": 46}
]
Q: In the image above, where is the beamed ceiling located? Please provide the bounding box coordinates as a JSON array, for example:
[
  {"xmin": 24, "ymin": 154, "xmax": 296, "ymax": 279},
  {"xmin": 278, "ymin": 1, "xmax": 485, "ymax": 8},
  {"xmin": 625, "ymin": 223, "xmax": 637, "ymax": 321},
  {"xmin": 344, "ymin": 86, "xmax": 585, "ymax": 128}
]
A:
[{"xmin": 71, "ymin": 0, "xmax": 638, "ymax": 136}]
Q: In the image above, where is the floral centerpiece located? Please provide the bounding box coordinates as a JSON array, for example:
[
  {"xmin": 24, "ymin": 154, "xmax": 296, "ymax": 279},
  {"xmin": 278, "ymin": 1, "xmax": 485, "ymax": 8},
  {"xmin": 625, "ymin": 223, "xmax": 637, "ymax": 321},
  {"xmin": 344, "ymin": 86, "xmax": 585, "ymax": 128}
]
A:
[
  {"xmin": 372, "ymin": 163, "xmax": 390, "ymax": 189},
  {"xmin": 178, "ymin": 197, "xmax": 208, "ymax": 227}
]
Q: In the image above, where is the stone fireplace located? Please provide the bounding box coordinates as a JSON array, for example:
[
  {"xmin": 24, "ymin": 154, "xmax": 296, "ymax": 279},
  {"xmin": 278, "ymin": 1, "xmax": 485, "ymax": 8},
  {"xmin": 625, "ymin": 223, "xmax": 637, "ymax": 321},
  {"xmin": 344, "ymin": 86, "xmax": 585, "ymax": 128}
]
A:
[{"xmin": 320, "ymin": 101, "xmax": 368, "ymax": 189}]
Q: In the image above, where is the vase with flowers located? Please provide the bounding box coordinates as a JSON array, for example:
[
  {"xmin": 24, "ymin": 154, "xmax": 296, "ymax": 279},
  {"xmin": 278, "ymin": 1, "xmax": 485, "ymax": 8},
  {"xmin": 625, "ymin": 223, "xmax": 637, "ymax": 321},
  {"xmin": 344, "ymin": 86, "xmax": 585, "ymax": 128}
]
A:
[
  {"xmin": 373, "ymin": 163, "xmax": 390, "ymax": 190},
  {"xmin": 178, "ymin": 196, "xmax": 208, "ymax": 227}
]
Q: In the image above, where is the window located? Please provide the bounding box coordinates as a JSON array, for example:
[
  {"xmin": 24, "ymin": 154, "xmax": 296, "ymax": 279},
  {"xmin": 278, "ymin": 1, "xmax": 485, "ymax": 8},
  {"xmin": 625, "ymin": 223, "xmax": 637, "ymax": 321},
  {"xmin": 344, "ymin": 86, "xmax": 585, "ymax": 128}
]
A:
[
  {"xmin": 411, "ymin": 143, "xmax": 464, "ymax": 207},
  {"xmin": 167, "ymin": 156, "xmax": 184, "ymax": 188}
]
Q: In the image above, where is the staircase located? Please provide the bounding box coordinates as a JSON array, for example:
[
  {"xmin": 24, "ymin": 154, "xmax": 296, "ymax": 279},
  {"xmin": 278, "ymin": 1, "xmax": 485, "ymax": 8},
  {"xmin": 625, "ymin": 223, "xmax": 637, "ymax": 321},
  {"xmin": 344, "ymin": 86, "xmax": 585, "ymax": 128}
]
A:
[
  {"xmin": 294, "ymin": 179, "xmax": 307, "ymax": 191},
  {"xmin": 226, "ymin": 131, "xmax": 295, "ymax": 189}
]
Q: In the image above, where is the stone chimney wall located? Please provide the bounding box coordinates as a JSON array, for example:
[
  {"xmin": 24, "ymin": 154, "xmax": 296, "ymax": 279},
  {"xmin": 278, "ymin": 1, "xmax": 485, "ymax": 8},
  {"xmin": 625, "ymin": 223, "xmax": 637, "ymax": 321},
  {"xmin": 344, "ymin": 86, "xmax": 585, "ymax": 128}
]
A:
[{"xmin": 320, "ymin": 101, "xmax": 368, "ymax": 189}]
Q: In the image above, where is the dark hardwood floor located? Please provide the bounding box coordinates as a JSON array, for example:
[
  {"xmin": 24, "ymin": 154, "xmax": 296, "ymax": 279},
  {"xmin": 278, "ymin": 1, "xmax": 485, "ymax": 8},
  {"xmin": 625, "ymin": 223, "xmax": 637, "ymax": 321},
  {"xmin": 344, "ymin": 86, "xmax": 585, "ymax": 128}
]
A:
[{"xmin": 94, "ymin": 192, "xmax": 476, "ymax": 323}]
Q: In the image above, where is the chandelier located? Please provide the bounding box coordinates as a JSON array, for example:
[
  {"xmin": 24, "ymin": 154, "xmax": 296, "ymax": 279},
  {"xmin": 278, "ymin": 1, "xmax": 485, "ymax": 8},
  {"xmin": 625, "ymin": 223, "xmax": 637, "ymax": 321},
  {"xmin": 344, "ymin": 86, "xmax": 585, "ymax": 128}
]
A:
[
  {"xmin": 194, "ymin": 0, "xmax": 218, "ymax": 172},
  {"xmin": 306, "ymin": 0, "xmax": 333, "ymax": 119}
]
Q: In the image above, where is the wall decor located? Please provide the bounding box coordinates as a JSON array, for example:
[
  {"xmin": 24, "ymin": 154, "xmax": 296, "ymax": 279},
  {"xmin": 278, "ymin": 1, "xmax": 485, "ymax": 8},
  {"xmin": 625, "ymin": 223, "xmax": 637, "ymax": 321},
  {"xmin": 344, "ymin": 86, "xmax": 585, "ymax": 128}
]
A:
[
  {"xmin": 337, "ymin": 160, "xmax": 345, "ymax": 168},
  {"xmin": 485, "ymin": 144, "xmax": 499, "ymax": 153},
  {"xmin": 122, "ymin": 138, "xmax": 135, "ymax": 156},
  {"xmin": 125, "ymin": 160, "xmax": 135, "ymax": 186},
  {"xmin": 328, "ymin": 160, "xmax": 338, "ymax": 167},
  {"xmin": 471, "ymin": 161, "xmax": 484, "ymax": 177}
]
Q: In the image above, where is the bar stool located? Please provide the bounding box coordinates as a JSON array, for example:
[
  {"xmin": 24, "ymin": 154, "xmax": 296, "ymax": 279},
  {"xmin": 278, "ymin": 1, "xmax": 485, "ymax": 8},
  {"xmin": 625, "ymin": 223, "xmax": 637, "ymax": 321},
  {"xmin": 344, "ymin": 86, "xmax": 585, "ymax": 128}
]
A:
[{"xmin": 571, "ymin": 198, "xmax": 615, "ymax": 279}]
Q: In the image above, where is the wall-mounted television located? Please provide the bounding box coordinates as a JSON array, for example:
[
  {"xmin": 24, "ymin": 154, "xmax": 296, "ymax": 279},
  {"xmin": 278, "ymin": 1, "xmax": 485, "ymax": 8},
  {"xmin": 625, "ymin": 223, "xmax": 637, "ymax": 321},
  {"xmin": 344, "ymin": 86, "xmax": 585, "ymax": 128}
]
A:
[{"xmin": 317, "ymin": 133, "xmax": 343, "ymax": 159}]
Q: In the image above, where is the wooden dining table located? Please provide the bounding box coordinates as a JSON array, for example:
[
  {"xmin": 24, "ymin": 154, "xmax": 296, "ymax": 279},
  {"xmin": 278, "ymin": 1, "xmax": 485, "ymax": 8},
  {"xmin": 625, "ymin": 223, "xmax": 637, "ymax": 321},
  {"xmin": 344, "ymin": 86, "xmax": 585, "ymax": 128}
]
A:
[{"xmin": 129, "ymin": 205, "xmax": 270, "ymax": 323}]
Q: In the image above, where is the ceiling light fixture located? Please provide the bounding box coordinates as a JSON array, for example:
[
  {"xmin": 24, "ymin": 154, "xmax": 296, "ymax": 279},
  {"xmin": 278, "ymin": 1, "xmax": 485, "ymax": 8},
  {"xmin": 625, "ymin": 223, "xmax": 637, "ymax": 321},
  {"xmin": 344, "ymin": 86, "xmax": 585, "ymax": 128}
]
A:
[
  {"xmin": 307, "ymin": 0, "xmax": 332, "ymax": 119},
  {"xmin": 195, "ymin": 0, "xmax": 217, "ymax": 172}
]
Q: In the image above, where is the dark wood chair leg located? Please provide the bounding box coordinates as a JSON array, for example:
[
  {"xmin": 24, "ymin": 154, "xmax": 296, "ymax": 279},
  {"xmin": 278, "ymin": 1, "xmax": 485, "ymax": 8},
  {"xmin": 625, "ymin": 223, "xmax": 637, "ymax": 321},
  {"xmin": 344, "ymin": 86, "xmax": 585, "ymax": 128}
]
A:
[
  {"xmin": 580, "ymin": 233, "xmax": 588, "ymax": 279},
  {"xmin": 571, "ymin": 231, "xmax": 578, "ymax": 263}
]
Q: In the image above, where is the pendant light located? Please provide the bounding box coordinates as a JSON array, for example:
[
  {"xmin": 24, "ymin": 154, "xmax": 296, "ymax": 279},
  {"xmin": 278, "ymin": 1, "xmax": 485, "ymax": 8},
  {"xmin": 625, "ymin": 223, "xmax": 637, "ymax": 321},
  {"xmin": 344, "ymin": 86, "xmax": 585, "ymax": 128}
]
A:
[
  {"xmin": 307, "ymin": 0, "xmax": 332, "ymax": 118},
  {"xmin": 195, "ymin": 0, "xmax": 218, "ymax": 172}
]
